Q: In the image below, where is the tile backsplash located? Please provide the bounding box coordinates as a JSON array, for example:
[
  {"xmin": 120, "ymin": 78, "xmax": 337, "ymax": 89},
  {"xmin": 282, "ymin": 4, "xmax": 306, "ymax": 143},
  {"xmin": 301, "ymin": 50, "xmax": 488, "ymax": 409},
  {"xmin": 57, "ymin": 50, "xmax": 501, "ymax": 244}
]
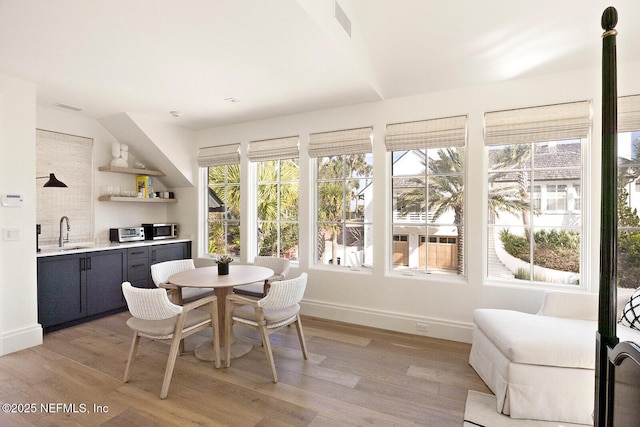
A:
[{"xmin": 36, "ymin": 129, "xmax": 93, "ymax": 245}]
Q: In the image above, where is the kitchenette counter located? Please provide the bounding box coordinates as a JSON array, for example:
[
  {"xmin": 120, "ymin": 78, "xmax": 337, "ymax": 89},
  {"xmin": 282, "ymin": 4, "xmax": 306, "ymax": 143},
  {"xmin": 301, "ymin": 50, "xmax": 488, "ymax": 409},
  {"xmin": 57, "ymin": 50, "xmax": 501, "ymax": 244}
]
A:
[
  {"xmin": 37, "ymin": 238, "xmax": 193, "ymax": 332},
  {"xmin": 37, "ymin": 238, "xmax": 192, "ymax": 257}
]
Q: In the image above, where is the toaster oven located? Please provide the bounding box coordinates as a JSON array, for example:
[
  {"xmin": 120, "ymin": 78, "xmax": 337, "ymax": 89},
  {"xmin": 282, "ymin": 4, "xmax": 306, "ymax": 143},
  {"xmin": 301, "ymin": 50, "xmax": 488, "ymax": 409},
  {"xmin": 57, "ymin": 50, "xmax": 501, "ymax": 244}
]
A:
[{"xmin": 109, "ymin": 227, "xmax": 145, "ymax": 243}]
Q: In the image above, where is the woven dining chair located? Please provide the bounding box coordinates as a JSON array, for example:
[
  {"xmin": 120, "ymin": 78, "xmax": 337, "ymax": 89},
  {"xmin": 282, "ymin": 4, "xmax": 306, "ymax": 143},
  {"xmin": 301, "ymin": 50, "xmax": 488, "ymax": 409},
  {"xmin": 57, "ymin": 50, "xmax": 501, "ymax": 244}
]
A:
[
  {"xmin": 225, "ymin": 272, "xmax": 307, "ymax": 382},
  {"xmin": 151, "ymin": 259, "xmax": 213, "ymax": 304},
  {"xmin": 121, "ymin": 281, "xmax": 221, "ymax": 399},
  {"xmin": 233, "ymin": 256, "xmax": 291, "ymax": 298}
]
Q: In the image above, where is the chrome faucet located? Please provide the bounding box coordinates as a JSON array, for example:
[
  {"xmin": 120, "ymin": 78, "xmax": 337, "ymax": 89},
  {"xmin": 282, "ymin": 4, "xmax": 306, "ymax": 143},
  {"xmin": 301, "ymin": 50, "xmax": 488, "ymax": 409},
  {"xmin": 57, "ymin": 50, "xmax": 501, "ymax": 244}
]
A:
[{"xmin": 59, "ymin": 216, "xmax": 70, "ymax": 247}]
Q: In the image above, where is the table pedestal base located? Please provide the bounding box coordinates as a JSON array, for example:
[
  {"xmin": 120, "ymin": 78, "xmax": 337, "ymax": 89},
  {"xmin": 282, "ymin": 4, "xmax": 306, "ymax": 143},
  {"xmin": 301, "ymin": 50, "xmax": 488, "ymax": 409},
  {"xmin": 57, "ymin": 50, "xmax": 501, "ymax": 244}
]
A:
[{"xmin": 194, "ymin": 338, "xmax": 253, "ymax": 361}]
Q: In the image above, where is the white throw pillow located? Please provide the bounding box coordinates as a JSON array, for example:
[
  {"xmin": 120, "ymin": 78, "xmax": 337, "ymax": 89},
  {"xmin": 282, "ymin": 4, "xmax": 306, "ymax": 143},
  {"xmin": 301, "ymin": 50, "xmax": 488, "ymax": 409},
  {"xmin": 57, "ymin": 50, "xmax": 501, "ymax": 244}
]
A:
[{"xmin": 619, "ymin": 287, "xmax": 640, "ymax": 331}]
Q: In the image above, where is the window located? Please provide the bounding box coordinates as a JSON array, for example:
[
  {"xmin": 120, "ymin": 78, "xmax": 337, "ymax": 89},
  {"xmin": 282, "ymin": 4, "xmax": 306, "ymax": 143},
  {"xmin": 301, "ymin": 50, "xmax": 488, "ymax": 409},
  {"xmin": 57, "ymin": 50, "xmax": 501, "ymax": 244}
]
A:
[
  {"xmin": 386, "ymin": 116, "xmax": 467, "ymax": 276},
  {"xmin": 198, "ymin": 144, "xmax": 241, "ymax": 257},
  {"xmin": 485, "ymin": 101, "xmax": 590, "ymax": 285},
  {"xmin": 545, "ymin": 184, "xmax": 567, "ymax": 211},
  {"xmin": 248, "ymin": 136, "xmax": 300, "ymax": 260},
  {"xmin": 617, "ymin": 95, "xmax": 640, "ymax": 290},
  {"xmin": 310, "ymin": 127, "xmax": 373, "ymax": 269}
]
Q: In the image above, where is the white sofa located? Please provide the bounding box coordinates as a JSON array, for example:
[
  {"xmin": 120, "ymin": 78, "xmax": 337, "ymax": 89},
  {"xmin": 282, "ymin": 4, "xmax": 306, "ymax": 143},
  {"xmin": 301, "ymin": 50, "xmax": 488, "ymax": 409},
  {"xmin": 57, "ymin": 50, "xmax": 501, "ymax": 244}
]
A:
[{"xmin": 469, "ymin": 288, "xmax": 640, "ymax": 425}]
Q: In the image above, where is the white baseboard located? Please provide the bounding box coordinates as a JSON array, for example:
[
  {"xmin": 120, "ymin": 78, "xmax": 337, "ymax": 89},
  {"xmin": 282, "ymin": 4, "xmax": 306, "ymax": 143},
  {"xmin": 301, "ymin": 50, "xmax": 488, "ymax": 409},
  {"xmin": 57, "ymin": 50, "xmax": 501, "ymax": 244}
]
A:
[
  {"xmin": 300, "ymin": 299, "xmax": 473, "ymax": 343},
  {"xmin": 1, "ymin": 323, "xmax": 43, "ymax": 356}
]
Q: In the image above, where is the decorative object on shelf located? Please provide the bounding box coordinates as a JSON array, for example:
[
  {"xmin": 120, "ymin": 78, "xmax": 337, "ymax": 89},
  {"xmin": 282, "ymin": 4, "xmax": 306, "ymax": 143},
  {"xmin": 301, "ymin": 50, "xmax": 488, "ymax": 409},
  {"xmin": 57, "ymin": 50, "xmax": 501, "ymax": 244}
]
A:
[
  {"xmin": 136, "ymin": 175, "xmax": 153, "ymax": 198},
  {"xmin": 36, "ymin": 173, "xmax": 67, "ymax": 188},
  {"xmin": 110, "ymin": 142, "xmax": 129, "ymax": 167},
  {"xmin": 215, "ymin": 255, "xmax": 233, "ymax": 275},
  {"xmin": 97, "ymin": 164, "xmax": 173, "ymax": 202}
]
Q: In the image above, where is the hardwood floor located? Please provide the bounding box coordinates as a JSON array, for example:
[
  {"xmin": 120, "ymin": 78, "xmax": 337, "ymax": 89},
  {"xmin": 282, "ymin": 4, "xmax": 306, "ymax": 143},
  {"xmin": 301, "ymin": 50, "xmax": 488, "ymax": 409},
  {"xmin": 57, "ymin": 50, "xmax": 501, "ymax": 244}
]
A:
[{"xmin": 0, "ymin": 313, "xmax": 490, "ymax": 426}]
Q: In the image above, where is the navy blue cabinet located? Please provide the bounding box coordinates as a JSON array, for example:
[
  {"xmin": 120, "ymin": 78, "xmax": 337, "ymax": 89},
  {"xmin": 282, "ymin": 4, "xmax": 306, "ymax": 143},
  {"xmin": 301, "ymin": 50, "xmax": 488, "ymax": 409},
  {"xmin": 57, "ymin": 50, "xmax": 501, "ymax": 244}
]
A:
[
  {"xmin": 86, "ymin": 250, "xmax": 126, "ymax": 316},
  {"xmin": 38, "ymin": 241, "xmax": 191, "ymax": 332},
  {"xmin": 151, "ymin": 242, "xmax": 191, "ymax": 265},
  {"xmin": 37, "ymin": 253, "xmax": 86, "ymax": 328},
  {"xmin": 127, "ymin": 246, "xmax": 151, "ymax": 288}
]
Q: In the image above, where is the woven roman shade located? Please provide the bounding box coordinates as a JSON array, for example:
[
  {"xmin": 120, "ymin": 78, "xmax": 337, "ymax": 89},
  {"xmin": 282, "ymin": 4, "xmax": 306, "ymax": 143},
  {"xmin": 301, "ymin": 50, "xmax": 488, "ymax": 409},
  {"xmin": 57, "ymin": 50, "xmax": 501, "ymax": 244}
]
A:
[
  {"xmin": 618, "ymin": 95, "xmax": 640, "ymax": 133},
  {"xmin": 484, "ymin": 101, "xmax": 591, "ymax": 146},
  {"xmin": 385, "ymin": 115, "xmax": 467, "ymax": 151},
  {"xmin": 247, "ymin": 136, "xmax": 299, "ymax": 162},
  {"xmin": 308, "ymin": 127, "xmax": 372, "ymax": 158},
  {"xmin": 197, "ymin": 143, "xmax": 241, "ymax": 167}
]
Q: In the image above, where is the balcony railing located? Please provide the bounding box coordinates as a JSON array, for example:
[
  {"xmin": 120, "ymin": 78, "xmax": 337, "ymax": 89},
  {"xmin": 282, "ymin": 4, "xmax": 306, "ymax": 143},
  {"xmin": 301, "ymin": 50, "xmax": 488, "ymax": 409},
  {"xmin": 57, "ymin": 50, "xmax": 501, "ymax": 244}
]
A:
[{"xmin": 392, "ymin": 212, "xmax": 434, "ymax": 223}]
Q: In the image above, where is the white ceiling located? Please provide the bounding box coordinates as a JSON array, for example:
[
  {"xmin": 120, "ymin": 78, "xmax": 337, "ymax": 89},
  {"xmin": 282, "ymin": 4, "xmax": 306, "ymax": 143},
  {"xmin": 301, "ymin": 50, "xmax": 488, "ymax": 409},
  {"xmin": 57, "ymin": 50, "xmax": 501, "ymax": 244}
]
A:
[{"xmin": 0, "ymin": 0, "xmax": 638, "ymax": 130}]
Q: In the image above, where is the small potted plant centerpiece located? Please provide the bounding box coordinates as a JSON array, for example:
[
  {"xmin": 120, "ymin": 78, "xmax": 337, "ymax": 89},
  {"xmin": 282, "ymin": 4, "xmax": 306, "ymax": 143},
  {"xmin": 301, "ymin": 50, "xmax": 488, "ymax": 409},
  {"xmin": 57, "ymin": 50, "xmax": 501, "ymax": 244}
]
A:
[{"xmin": 215, "ymin": 255, "xmax": 233, "ymax": 275}]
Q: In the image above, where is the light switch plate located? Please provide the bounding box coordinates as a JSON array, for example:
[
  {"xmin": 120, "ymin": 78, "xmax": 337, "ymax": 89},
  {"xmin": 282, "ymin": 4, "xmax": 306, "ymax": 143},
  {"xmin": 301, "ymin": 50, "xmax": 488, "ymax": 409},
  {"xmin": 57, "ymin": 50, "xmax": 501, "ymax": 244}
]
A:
[{"xmin": 3, "ymin": 228, "xmax": 20, "ymax": 241}]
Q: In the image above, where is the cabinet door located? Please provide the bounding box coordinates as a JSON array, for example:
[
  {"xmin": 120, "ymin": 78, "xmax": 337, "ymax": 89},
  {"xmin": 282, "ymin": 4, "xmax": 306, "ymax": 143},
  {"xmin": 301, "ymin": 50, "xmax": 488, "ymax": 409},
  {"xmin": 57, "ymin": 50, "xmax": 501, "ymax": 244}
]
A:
[
  {"xmin": 150, "ymin": 242, "xmax": 191, "ymax": 265},
  {"xmin": 37, "ymin": 254, "xmax": 86, "ymax": 328},
  {"xmin": 86, "ymin": 250, "xmax": 126, "ymax": 315},
  {"xmin": 127, "ymin": 247, "xmax": 151, "ymax": 288}
]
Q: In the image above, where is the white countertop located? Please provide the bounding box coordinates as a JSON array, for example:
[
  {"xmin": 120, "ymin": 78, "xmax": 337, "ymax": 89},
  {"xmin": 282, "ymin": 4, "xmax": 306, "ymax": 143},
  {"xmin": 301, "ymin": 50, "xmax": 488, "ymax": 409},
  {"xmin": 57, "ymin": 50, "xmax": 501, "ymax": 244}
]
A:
[{"xmin": 37, "ymin": 238, "xmax": 192, "ymax": 257}]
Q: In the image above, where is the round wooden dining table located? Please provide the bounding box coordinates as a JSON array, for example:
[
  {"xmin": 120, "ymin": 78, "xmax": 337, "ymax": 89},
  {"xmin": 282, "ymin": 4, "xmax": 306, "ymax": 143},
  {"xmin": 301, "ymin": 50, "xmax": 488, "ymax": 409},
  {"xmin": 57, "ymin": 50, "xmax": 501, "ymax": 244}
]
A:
[{"xmin": 168, "ymin": 264, "xmax": 273, "ymax": 361}]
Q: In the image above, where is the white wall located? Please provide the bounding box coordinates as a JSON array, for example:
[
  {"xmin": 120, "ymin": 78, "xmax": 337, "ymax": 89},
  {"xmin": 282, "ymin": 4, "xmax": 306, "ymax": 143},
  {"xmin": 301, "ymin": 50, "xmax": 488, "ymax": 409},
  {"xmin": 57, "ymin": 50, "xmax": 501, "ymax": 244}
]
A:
[
  {"xmin": 0, "ymin": 104, "xmax": 195, "ymax": 355},
  {"xmin": 0, "ymin": 74, "xmax": 40, "ymax": 355},
  {"xmin": 3, "ymin": 57, "xmax": 640, "ymax": 354},
  {"xmin": 36, "ymin": 107, "xmax": 177, "ymax": 243},
  {"xmin": 195, "ymin": 60, "xmax": 640, "ymax": 343}
]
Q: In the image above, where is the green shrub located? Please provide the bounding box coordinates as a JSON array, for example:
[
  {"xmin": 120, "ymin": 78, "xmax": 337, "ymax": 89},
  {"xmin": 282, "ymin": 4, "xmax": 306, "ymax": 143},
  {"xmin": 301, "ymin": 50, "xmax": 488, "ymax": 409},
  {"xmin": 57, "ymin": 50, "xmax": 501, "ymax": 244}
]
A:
[
  {"xmin": 500, "ymin": 229, "xmax": 580, "ymax": 273},
  {"xmin": 618, "ymin": 231, "xmax": 640, "ymax": 288}
]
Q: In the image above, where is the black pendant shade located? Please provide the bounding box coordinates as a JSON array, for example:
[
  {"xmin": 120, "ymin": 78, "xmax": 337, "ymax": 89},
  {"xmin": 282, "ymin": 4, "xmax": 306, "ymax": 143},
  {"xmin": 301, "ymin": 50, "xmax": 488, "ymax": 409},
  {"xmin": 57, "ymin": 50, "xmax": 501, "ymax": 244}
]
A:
[{"xmin": 38, "ymin": 173, "xmax": 68, "ymax": 188}]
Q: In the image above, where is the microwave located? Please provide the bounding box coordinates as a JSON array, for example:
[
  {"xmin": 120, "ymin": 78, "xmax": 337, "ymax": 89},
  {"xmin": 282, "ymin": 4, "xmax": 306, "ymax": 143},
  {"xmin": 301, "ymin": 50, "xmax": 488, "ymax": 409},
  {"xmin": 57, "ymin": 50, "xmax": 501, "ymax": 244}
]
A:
[
  {"xmin": 142, "ymin": 223, "xmax": 178, "ymax": 240},
  {"xmin": 110, "ymin": 227, "xmax": 145, "ymax": 243}
]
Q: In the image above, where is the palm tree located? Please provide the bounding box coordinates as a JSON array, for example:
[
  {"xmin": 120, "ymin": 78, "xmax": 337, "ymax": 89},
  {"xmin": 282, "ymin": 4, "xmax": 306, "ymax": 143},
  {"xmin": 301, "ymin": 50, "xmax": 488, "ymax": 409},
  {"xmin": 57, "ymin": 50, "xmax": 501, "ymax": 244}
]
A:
[
  {"xmin": 257, "ymin": 159, "xmax": 299, "ymax": 257},
  {"xmin": 397, "ymin": 147, "xmax": 530, "ymax": 275},
  {"xmin": 490, "ymin": 144, "xmax": 533, "ymax": 240},
  {"xmin": 316, "ymin": 154, "xmax": 372, "ymax": 263},
  {"xmin": 426, "ymin": 148, "xmax": 465, "ymax": 274},
  {"xmin": 208, "ymin": 164, "xmax": 241, "ymax": 255}
]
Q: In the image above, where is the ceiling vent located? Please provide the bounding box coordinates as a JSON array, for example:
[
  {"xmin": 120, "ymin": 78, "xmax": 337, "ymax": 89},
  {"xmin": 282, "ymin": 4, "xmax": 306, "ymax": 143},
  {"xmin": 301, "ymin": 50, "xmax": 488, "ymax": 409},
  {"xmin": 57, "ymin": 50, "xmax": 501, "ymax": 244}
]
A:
[
  {"xmin": 54, "ymin": 103, "xmax": 83, "ymax": 112},
  {"xmin": 334, "ymin": 1, "xmax": 351, "ymax": 37}
]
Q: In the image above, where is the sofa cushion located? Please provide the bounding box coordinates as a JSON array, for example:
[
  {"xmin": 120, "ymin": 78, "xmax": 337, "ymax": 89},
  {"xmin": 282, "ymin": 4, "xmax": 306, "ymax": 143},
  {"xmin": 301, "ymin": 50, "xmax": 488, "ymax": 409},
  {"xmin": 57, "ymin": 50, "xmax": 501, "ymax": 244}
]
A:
[
  {"xmin": 474, "ymin": 309, "xmax": 597, "ymax": 369},
  {"xmin": 619, "ymin": 287, "xmax": 640, "ymax": 331}
]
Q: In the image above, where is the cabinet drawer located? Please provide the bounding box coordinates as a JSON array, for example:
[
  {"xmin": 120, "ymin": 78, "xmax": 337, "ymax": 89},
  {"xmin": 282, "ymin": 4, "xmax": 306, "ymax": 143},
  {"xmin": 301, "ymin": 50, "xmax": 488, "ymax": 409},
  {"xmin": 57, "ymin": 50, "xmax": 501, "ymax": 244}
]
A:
[
  {"xmin": 127, "ymin": 247, "xmax": 149, "ymax": 260},
  {"xmin": 128, "ymin": 259, "xmax": 150, "ymax": 281}
]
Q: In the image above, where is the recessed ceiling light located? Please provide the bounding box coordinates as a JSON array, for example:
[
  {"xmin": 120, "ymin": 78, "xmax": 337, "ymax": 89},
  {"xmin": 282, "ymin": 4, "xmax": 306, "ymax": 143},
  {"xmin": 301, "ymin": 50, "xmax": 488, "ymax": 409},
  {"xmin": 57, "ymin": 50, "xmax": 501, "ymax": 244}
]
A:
[
  {"xmin": 224, "ymin": 97, "xmax": 240, "ymax": 103},
  {"xmin": 169, "ymin": 111, "xmax": 182, "ymax": 117}
]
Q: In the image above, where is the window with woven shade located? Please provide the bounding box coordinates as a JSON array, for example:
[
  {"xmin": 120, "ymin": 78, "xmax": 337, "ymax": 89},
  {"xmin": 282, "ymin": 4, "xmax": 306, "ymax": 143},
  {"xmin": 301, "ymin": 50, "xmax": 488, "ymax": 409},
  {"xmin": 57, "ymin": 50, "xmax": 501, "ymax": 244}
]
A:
[
  {"xmin": 309, "ymin": 127, "xmax": 373, "ymax": 270},
  {"xmin": 199, "ymin": 143, "xmax": 241, "ymax": 257},
  {"xmin": 617, "ymin": 95, "xmax": 640, "ymax": 289},
  {"xmin": 248, "ymin": 136, "xmax": 300, "ymax": 260},
  {"xmin": 386, "ymin": 115, "xmax": 467, "ymax": 276},
  {"xmin": 484, "ymin": 101, "xmax": 591, "ymax": 285}
]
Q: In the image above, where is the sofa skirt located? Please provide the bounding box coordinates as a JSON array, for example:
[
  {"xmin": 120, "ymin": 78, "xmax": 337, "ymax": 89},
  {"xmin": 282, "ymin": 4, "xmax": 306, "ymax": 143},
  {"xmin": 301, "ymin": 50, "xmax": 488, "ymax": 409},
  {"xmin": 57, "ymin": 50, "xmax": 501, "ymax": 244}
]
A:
[{"xmin": 469, "ymin": 326, "xmax": 594, "ymax": 425}]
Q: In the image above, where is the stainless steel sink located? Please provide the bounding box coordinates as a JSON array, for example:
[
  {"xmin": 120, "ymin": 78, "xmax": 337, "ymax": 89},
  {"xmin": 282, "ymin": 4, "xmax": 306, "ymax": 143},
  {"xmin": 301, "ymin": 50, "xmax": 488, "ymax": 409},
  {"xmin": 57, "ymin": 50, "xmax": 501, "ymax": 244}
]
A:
[{"xmin": 39, "ymin": 244, "xmax": 94, "ymax": 253}]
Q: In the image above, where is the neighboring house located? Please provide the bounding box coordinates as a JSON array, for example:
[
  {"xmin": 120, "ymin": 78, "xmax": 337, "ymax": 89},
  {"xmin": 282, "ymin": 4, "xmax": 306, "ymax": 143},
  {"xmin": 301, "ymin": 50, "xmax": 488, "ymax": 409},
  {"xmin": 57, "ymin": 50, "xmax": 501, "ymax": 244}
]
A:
[
  {"xmin": 387, "ymin": 150, "xmax": 458, "ymax": 271},
  {"xmin": 489, "ymin": 141, "xmax": 582, "ymax": 230},
  {"xmin": 620, "ymin": 131, "xmax": 640, "ymax": 212}
]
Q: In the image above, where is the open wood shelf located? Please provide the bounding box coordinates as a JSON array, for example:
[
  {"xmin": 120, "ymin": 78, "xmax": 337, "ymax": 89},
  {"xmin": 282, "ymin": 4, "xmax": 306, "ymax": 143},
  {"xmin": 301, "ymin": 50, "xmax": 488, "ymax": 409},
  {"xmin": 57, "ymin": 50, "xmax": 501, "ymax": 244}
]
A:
[
  {"xmin": 98, "ymin": 165, "xmax": 165, "ymax": 176},
  {"xmin": 98, "ymin": 196, "xmax": 177, "ymax": 203}
]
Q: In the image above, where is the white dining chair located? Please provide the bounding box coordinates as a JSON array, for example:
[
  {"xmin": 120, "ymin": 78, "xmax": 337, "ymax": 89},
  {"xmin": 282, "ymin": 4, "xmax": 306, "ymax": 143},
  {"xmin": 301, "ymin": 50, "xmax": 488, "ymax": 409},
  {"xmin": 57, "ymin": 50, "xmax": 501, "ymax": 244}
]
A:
[
  {"xmin": 233, "ymin": 256, "xmax": 290, "ymax": 298},
  {"xmin": 121, "ymin": 281, "xmax": 221, "ymax": 399},
  {"xmin": 225, "ymin": 272, "xmax": 307, "ymax": 382},
  {"xmin": 151, "ymin": 259, "xmax": 213, "ymax": 304}
]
